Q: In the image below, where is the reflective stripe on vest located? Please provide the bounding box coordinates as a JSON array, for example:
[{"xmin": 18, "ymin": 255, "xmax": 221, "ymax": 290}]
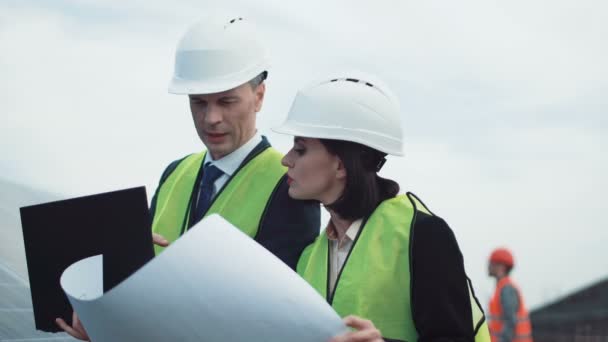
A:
[
  {"xmin": 488, "ymin": 277, "xmax": 533, "ymax": 342},
  {"xmin": 152, "ymin": 147, "xmax": 286, "ymax": 255},
  {"xmin": 297, "ymin": 193, "xmax": 490, "ymax": 342}
]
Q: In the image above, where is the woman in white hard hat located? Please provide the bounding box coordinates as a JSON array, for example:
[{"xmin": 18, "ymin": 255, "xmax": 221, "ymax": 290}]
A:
[{"xmin": 273, "ymin": 73, "xmax": 491, "ymax": 342}]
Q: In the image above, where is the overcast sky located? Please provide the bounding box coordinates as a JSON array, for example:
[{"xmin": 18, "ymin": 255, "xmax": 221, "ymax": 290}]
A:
[{"xmin": 1, "ymin": 0, "xmax": 607, "ymax": 309}]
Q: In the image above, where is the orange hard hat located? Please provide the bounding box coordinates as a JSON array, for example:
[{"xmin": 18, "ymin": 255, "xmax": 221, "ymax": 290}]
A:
[{"xmin": 489, "ymin": 248, "xmax": 514, "ymax": 268}]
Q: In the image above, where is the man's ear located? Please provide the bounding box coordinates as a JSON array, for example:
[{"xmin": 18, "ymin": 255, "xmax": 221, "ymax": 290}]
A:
[{"xmin": 254, "ymin": 82, "xmax": 265, "ymax": 112}]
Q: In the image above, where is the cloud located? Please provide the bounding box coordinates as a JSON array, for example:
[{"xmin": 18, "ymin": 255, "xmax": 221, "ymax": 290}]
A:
[{"xmin": 1, "ymin": 0, "xmax": 607, "ymax": 309}]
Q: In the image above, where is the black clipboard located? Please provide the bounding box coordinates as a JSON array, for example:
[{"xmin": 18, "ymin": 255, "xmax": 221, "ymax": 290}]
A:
[{"xmin": 19, "ymin": 186, "xmax": 155, "ymax": 332}]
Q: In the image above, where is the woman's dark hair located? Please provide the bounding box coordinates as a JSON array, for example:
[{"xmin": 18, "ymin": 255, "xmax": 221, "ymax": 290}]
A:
[{"xmin": 319, "ymin": 138, "xmax": 400, "ymax": 220}]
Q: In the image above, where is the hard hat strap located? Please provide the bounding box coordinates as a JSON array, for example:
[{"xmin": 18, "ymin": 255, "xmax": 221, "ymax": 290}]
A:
[{"xmin": 375, "ymin": 156, "xmax": 387, "ymax": 172}]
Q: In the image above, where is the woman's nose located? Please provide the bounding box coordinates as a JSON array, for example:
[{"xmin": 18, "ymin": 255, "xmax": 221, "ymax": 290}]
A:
[{"xmin": 281, "ymin": 151, "xmax": 293, "ymax": 167}]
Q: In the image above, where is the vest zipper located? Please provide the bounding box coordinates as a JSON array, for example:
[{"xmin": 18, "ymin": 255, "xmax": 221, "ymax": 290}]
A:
[
  {"xmin": 253, "ymin": 175, "xmax": 284, "ymax": 240},
  {"xmin": 325, "ymin": 214, "xmax": 409, "ymax": 342},
  {"xmin": 178, "ymin": 156, "xmax": 205, "ymax": 236},
  {"xmin": 327, "ymin": 216, "xmax": 369, "ymax": 305}
]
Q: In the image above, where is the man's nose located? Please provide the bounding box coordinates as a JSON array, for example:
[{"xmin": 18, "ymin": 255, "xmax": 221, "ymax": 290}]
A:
[{"xmin": 204, "ymin": 105, "xmax": 223, "ymax": 125}]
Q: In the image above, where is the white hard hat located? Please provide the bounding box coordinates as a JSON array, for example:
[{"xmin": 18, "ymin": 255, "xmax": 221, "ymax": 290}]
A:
[
  {"xmin": 273, "ymin": 72, "xmax": 404, "ymax": 156},
  {"xmin": 168, "ymin": 16, "xmax": 270, "ymax": 95}
]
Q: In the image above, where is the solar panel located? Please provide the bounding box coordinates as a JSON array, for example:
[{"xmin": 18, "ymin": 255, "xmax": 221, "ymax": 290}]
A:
[
  {"xmin": 0, "ymin": 180, "xmax": 76, "ymax": 341},
  {"xmin": 0, "ymin": 263, "xmax": 76, "ymax": 341}
]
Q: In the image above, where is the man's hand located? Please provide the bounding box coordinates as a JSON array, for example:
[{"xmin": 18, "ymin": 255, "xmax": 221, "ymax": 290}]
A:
[
  {"xmin": 56, "ymin": 311, "xmax": 90, "ymax": 341},
  {"xmin": 153, "ymin": 233, "xmax": 169, "ymax": 247},
  {"xmin": 329, "ymin": 315, "xmax": 383, "ymax": 342}
]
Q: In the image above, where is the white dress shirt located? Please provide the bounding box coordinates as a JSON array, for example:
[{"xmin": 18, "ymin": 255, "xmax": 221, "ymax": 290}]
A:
[{"xmin": 326, "ymin": 218, "xmax": 363, "ymax": 294}]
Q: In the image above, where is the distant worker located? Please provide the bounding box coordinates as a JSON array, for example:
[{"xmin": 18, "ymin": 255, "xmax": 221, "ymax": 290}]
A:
[{"xmin": 487, "ymin": 248, "xmax": 533, "ymax": 342}]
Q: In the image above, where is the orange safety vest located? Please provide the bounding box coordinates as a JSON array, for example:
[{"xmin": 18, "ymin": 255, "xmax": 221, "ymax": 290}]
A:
[{"xmin": 488, "ymin": 277, "xmax": 533, "ymax": 342}]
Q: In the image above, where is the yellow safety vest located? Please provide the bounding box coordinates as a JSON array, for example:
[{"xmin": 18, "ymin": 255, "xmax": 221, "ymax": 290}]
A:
[
  {"xmin": 298, "ymin": 193, "xmax": 491, "ymax": 342},
  {"xmin": 152, "ymin": 147, "xmax": 286, "ymax": 254}
]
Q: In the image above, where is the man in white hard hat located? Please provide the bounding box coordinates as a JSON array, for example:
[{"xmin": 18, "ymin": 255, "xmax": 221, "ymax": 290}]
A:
[
  {"xmin": 56, "ymin": 16, "xmax": 320, "ymax": 340},
  {"xmin": 149, "ymin": 17, "xmax": 319, "ymax": 264}
]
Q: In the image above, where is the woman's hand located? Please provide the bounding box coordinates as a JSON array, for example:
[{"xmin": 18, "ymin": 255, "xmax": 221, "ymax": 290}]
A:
[
  {"xmin": 330, "ymin": 315, "xmax": 383, "ymax": 342},
  {"xmin": 56, "ymin": 311, "xmax": 90, "ymax": 341},
  {"xmin": 153, "ymin": 232, "xmax": 169, "ymax": 247}
]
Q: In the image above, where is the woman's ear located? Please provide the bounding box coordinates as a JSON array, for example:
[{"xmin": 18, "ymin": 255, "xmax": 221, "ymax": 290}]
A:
[{"xmin": 335, "ymin": 157, "xmax": 347, "ymax": 180}]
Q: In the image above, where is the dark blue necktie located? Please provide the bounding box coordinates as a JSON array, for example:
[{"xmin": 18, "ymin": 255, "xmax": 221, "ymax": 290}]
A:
[{"xmin": 193, "ymin": 163, "xmax": 224, "ymax": 225}]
